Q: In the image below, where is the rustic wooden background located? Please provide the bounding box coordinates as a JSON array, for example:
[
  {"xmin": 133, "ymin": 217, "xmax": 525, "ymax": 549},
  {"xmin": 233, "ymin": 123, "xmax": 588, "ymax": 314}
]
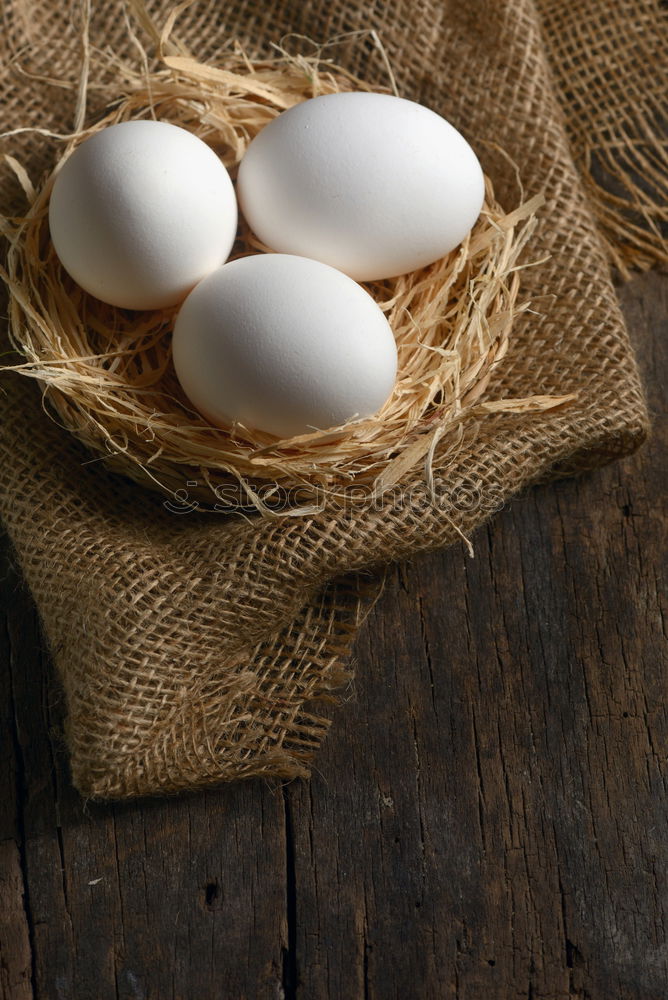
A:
[{"xmin": 1, "ymin": 270, "xmax": 666, "ymax": 1000}]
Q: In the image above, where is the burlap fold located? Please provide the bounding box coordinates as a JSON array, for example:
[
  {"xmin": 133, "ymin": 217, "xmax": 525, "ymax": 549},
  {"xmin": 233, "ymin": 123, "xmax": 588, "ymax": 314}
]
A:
[{"xmin": 0, "ymin": 0, "xmax": 661, "ymax": 798}]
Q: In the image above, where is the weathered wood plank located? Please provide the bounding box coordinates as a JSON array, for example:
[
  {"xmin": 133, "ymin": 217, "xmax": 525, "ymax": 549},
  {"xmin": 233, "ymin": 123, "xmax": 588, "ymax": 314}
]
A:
[
  {"xmin": 0, "ymin": 553, "xmax": 33, "ymax": 1000},
  {"xmin": 0, "ymin": 548, "xmax": 288, "ymax": 1000},
  {"xmin": 284, "ymin": 270, "xmax": 667, "ymax": 1000}
]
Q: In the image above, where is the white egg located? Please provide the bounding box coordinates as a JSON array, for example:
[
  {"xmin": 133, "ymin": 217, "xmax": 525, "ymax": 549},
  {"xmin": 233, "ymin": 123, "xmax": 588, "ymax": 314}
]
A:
[
  {"xmin": 49, "ymin": 120, "xmax": 238, "ymax": 310},
  {"xmin": 237, "ymin": 92, "xmax": 485, "ymax": 282},
  {"xmin": 171, "ymin": 254, "xmax": 397, "ymax": 439}
]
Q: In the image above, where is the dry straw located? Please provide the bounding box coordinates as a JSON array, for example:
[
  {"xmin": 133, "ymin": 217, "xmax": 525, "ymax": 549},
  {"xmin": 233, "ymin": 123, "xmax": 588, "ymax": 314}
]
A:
[{"xmin": 1, "ymin": 16, "xmax": 572, "ymax": 513}]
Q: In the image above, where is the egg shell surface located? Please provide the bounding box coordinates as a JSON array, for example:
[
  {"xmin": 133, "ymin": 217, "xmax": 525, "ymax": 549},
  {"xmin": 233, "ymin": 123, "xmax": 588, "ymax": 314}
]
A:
[
  {"xmin": 237, "ymin": 92, "xmax": 485, "ymax": 282},
  {"xmin": 171, "ymin": 254, "xmax": 398, "ymax": 440},
  {"xmin": 49, "ymin": 120, "xmax": 238, "ymax": 310}
]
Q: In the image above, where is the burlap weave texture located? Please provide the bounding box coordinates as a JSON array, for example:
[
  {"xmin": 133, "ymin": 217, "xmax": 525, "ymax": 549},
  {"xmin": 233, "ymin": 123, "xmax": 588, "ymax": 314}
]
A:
[{"xmin": 0, "ymin": 0, "xmax": 660, "ymax": 797}]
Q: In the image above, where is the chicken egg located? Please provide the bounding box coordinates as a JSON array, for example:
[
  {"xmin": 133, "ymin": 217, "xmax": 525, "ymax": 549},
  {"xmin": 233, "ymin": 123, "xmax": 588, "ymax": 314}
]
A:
[
  {"xmin": 171, "ymin": 254, "xmax": 398, "ymax": 439},
  {"xmin": 49, "ymin": 120, "xmax": 238, "ymax": 310},
  {"xmin": 237, "ymin": 92, "xmax": 485, "ymax": 282}
]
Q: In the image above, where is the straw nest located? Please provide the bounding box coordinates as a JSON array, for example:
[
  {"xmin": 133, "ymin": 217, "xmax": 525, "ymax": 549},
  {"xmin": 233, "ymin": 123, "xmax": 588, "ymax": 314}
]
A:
[{"xmin": 1, "ymin": 30, "xmax": 568, "ymax": 513}]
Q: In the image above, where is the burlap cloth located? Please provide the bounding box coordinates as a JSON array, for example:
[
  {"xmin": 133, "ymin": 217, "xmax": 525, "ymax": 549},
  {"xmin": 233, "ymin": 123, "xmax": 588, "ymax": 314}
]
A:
[{"xmin": 0, "ymin": 0, "xmax": 664, "ymax": 798}]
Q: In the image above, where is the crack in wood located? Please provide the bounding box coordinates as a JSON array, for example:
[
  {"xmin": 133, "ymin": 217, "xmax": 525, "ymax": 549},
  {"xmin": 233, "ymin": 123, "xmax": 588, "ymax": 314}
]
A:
[
  {"xmin": 281, "ymin": 785, "xmax": 298, "ymax": 1000},
  {"xmin": 5, "ymin": 608, "xmax": 36, "ymax": 1000}
]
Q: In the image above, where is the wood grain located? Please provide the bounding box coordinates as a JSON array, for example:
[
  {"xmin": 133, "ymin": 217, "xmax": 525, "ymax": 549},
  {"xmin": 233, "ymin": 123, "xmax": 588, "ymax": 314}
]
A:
[{"xmin": 0, "ymin": 271, "xmax": 666, "ymax": 1000}]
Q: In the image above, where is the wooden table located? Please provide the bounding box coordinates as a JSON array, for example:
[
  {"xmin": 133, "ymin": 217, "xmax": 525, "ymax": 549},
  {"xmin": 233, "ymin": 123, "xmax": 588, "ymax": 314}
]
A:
[{"xmin": 1, "ymin": 272, "xmax": 665, "ymax": 1000}]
